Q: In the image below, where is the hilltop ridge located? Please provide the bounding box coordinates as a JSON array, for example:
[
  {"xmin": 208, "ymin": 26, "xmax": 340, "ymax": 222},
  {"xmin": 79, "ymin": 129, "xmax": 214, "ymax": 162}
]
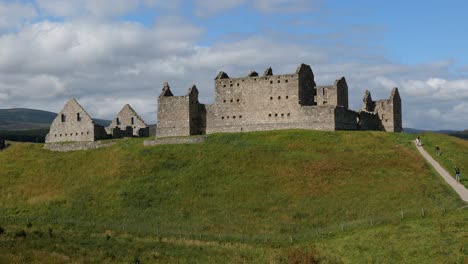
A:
[{"xmin": 0, "ymin": 108, "xmax": 111, "ymax": 130}]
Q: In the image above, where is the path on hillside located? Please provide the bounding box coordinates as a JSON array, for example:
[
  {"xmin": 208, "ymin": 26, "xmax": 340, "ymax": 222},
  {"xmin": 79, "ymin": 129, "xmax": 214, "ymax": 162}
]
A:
[{"xmin": 415, "ymin": 141, "xmax": 468, "ymax": 203}]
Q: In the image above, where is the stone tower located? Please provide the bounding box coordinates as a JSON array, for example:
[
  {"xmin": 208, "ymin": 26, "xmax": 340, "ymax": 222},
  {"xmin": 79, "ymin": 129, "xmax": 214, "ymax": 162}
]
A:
[
  {"xmin": 45, "ymin": 98, "xmax": 109, "ymax": 143},
  {"xmin": 361, "ymin": 88, "xmax": 402, "ymax": 132},
  {"xmin": 107, "ymin": 104, "xmax": 149, "ymax": 138},
  {"xmin": 156, "ymin": 82, "xmax": 206, "ymax": 138}
]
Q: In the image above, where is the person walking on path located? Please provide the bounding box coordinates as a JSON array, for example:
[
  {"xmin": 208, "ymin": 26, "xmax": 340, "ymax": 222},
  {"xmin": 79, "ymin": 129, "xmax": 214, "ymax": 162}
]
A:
[
  {"xmin": 416, "ymin": 136, "xmax": 421, "ymax": 147},
  {"xmin": 435, "ymin": 145, "xmax": 441, "ymax": 156},
  {"xmin": 455, "ymin": 167, "xmax": 461, "ymax": 183}
]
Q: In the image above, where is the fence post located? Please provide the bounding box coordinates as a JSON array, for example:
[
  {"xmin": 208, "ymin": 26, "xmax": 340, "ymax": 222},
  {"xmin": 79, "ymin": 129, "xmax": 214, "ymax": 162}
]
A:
[
  {"xmin": 340, "ymin": 223, "xmax": 344, "ymax": 232},
  {"xmin": 289, "ymin": 235, "xmax": 293, "ymax": 244},
  {"xmin": 421, "ymin": 208, "xmax": 425, "ymax": 218},
  {"xmin": 400, "ymin": 210, "xmax": 404, "ymax": 219}
]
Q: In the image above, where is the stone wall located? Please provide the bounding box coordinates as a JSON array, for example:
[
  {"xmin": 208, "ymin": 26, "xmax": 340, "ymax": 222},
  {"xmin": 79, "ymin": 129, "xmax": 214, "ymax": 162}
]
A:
[
  {"xmin": 107, "ymin": 104, "xmax": 149, "ymax": 137},
  {"xmin": 336, "ymin": 77, "xmax": 349, "ymax": 109},
  {"xmin": 297, "ymin": 64, "xmax": 316, "ymax": 106},
  {"xmin": 45, "ymin": 99, "xmax": 107, "ymax": 143},
  {"xmin": 144, "ymin": 135, "xmax": 207, "ymax": 146},
  {"xmin": 335, "ymin": 107, "xmax": 358, "ymax": 130},
  {"xmin": 374, "ymin": 88, "xmax": 402, "ymax": 132},
  {"xmin": 44, "ymin": 141, "xmax": 115, "ymax": 152},
  {"xmin": 207, "ymin": 67, "xmax": 310, "ymax": 134},
  {"xmin": 358, "ymin": 111, "xmax": 380, "ymax": 130},
  {"xmin": 361, "ymin": 88, "xmax": 402, "ymax": 132},
  {"xmin": 157, "ymin": 85, "xmax": 191, "ymax": 137},
  {"xmin": 316, "ymin": 77, "xmax": 348, "ymax": 108},
  {"xmin": 156, "ymin": 64, "xmax": 403, "ymax": 138},
  {"xmin": 187, "ymin": 86, "xmax": 206, "ymax": 135}
]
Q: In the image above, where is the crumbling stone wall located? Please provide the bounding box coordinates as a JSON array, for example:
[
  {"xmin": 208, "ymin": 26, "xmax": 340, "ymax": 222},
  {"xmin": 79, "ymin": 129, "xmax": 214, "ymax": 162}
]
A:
[
  {"xmin": 362, "ymin": 88, "xmax": 402, "ymax": 132},
  {"xmin": 45, "ymin": 99, "xmax": 108, "ymax": 143},
  {"xmin": 107, "ymin": 104, "xmax": 149, "ymax": 137},
  {"xmin": 335, "ymin": 107, "xmax": 358, "ymax": 130},
  {"xmin": 316, "ymin": 77, "xmax": 348, "ymax": 108},
  {"xmin": 156, "ymin": 63, "xmax": 403, "ymax": 138},
  {"xmin": 358, "ymin": 111, "xmax": 380, "ymax": 130},
  {"xmin": 206, "ymin": 66, "xmax": 311, "ymax": 134}
]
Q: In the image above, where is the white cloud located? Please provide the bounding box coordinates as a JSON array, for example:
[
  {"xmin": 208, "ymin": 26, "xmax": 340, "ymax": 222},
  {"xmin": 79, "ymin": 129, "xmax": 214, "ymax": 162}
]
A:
[
  {"xmin": 0, "ymin": 3, "xmax": 466, "ymax": 130},
  {"xmin": 193, "ymin": 0, "xmax": 245, "ymax": 17},
  {"xmin": 193, "ymin": 0, "xmax": 321, "ymax": 17},
  {"xmin": 36, "ymin": 0, "xmax": 140, "ymax": 18},
  {"xmin": 401, "ymin": 78, "xmax": 468, "ymax": 100},
  {"xmin": 0, "ymin": 1, "xmax": 37, "ymax": 29},
  {"xmin": 453, "ymin": 102, "xmax": 468, "ymax": 114},
  {"xmin": 253, "ymin": 0, "xmax": 322, "ymax": 13}
]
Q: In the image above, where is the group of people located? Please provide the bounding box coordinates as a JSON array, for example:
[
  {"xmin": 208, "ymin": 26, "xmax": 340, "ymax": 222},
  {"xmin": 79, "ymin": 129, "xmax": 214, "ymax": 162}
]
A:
[{"xmin": 415, "ymin": 136, "xmax": 462, "ymax": 183}]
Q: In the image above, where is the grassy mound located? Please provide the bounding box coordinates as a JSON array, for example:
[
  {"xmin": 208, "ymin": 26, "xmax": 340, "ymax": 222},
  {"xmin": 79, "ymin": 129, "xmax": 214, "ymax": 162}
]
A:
[
  {"xmin": 420, "ymin": 132, "xmax": 468, "ymax": 188},
  {"xmin": 0, "ymin": 130, "xmax": 466, "ymax": 262}
]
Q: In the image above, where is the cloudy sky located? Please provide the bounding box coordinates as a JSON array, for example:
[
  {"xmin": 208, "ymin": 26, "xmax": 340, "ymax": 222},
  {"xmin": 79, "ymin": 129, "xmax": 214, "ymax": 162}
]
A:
[{"xmin": 0, "ymin": 0, "xmax": 467, "ymax": 130}]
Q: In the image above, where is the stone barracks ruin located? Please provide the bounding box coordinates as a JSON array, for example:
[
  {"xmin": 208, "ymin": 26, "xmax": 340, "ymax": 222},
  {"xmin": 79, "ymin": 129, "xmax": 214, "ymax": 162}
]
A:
[
  {"xmin": 157, "ymin": 63, "xmax": 402, "ymax": 138},
  {"xmin": 45, "ymin": 99, "xmax": 148, "ymax": 143}
]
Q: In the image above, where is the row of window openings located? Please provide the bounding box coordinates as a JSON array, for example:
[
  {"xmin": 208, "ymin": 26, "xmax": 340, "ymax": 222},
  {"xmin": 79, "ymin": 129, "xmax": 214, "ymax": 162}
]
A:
[
  {"xmin": 222, "ymin": 79, "xmax": 289, "ymax": 87},
  {"xmin": 221, "ymin": 115, "xmax": 242, "ymax": 120},
  {"xmin": 61, "ymin": 113, "xmax": 81, "ymax": 122},
  {"xmin": 223, "ymin": 96, "xmax": 289, "ymax": 103},
  {"xmin": 223, "ymin": 99, "xmax": 240, "ymax": 103},
  {"xmin": 269, "ymin": 113, "xmax": 291, "ymax": 117},
  {"xmin": 55, "ymin": 132, "xmax": 90, "ymax": 137},
  {"xmin": 116, "ymin": 117, "xmax": 135, "ymax": 125},
  {"xmin": 270, "ymin": 96, "xmax": 289, "ymax": 100}
]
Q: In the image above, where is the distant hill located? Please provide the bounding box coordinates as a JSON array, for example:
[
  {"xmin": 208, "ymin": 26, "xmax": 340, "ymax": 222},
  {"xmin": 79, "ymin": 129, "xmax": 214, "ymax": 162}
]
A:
[
  {"xmin": 0, "ymin": 108, "xmax": 111, "ymax": 130},
  {"xmin": 449, "ymin": 130, "xmax": 468, "ymax": 140}
]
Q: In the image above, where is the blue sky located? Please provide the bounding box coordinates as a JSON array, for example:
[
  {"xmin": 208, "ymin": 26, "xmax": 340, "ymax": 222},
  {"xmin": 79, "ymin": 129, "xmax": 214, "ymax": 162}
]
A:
[{"xmin": 0, "ymin": 0, "xmax": 467, "ymax": 130}]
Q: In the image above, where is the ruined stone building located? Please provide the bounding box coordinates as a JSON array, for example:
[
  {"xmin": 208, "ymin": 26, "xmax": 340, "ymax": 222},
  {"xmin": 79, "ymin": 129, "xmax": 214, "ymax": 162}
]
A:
[
  {"xmin": 157, "ymin": 63, "xmax": 402, "ymax": 138},
  {"xmin": 106, "ymin": 104, "xmax": 149, "ymax": 138},
  {"xmin": 45, "ymin": 99, "xmax": 150, "ymax": 143},
  {"xmin": 45, "ymin": 99, "xmax": 109, "ymax": 143}
]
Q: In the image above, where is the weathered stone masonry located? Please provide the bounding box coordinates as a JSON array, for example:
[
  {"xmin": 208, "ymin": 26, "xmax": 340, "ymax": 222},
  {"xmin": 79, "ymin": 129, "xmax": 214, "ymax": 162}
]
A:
[
  {"xmin": 157, "ymin": 63, "xmax": 402, "ymax": 138},
  {"xmin": 45, "ymin": 99, "xmax": 149, "ymax": 143},
  {"xmin": 45, "ymin": 99, "xmax": 109, "ymax": 143},
  {"xmin": 106, "ymin": 104, "xmax": 149, "ymax": 138}
]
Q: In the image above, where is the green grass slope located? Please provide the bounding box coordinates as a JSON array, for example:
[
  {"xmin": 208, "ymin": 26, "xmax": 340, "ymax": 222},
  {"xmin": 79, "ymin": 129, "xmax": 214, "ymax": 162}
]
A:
[
  {"xmin": 420, "ymin": 132, "xmax": 468, "ymax": 188},
  {"xmin": 0, "ymin": 130, "xmax": 466, "ymax": 263}
]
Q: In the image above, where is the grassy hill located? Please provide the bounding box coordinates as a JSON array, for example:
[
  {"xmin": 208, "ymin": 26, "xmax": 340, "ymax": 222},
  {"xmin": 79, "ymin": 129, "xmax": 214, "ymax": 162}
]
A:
[
  {"xmin": 420, "ymin": 132, "xmax": 468, "ymax": 188},
  {"xmin": 0, "ymin": 108, "xmax": 111, "ymax": 131},
  {"xmin": 0, "ymin": 130, "xmax": 466, "ymax": 263},
  {"xmin": 0, "ymin": 108, "xmax": 57, "ymax": 130}
]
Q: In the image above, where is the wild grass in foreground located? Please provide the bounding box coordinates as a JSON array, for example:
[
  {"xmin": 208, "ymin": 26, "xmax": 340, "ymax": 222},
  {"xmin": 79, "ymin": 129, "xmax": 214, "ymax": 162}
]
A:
[{"xmin": 0, "ymin": 130, "xmax": 466, "ymax": 262}]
